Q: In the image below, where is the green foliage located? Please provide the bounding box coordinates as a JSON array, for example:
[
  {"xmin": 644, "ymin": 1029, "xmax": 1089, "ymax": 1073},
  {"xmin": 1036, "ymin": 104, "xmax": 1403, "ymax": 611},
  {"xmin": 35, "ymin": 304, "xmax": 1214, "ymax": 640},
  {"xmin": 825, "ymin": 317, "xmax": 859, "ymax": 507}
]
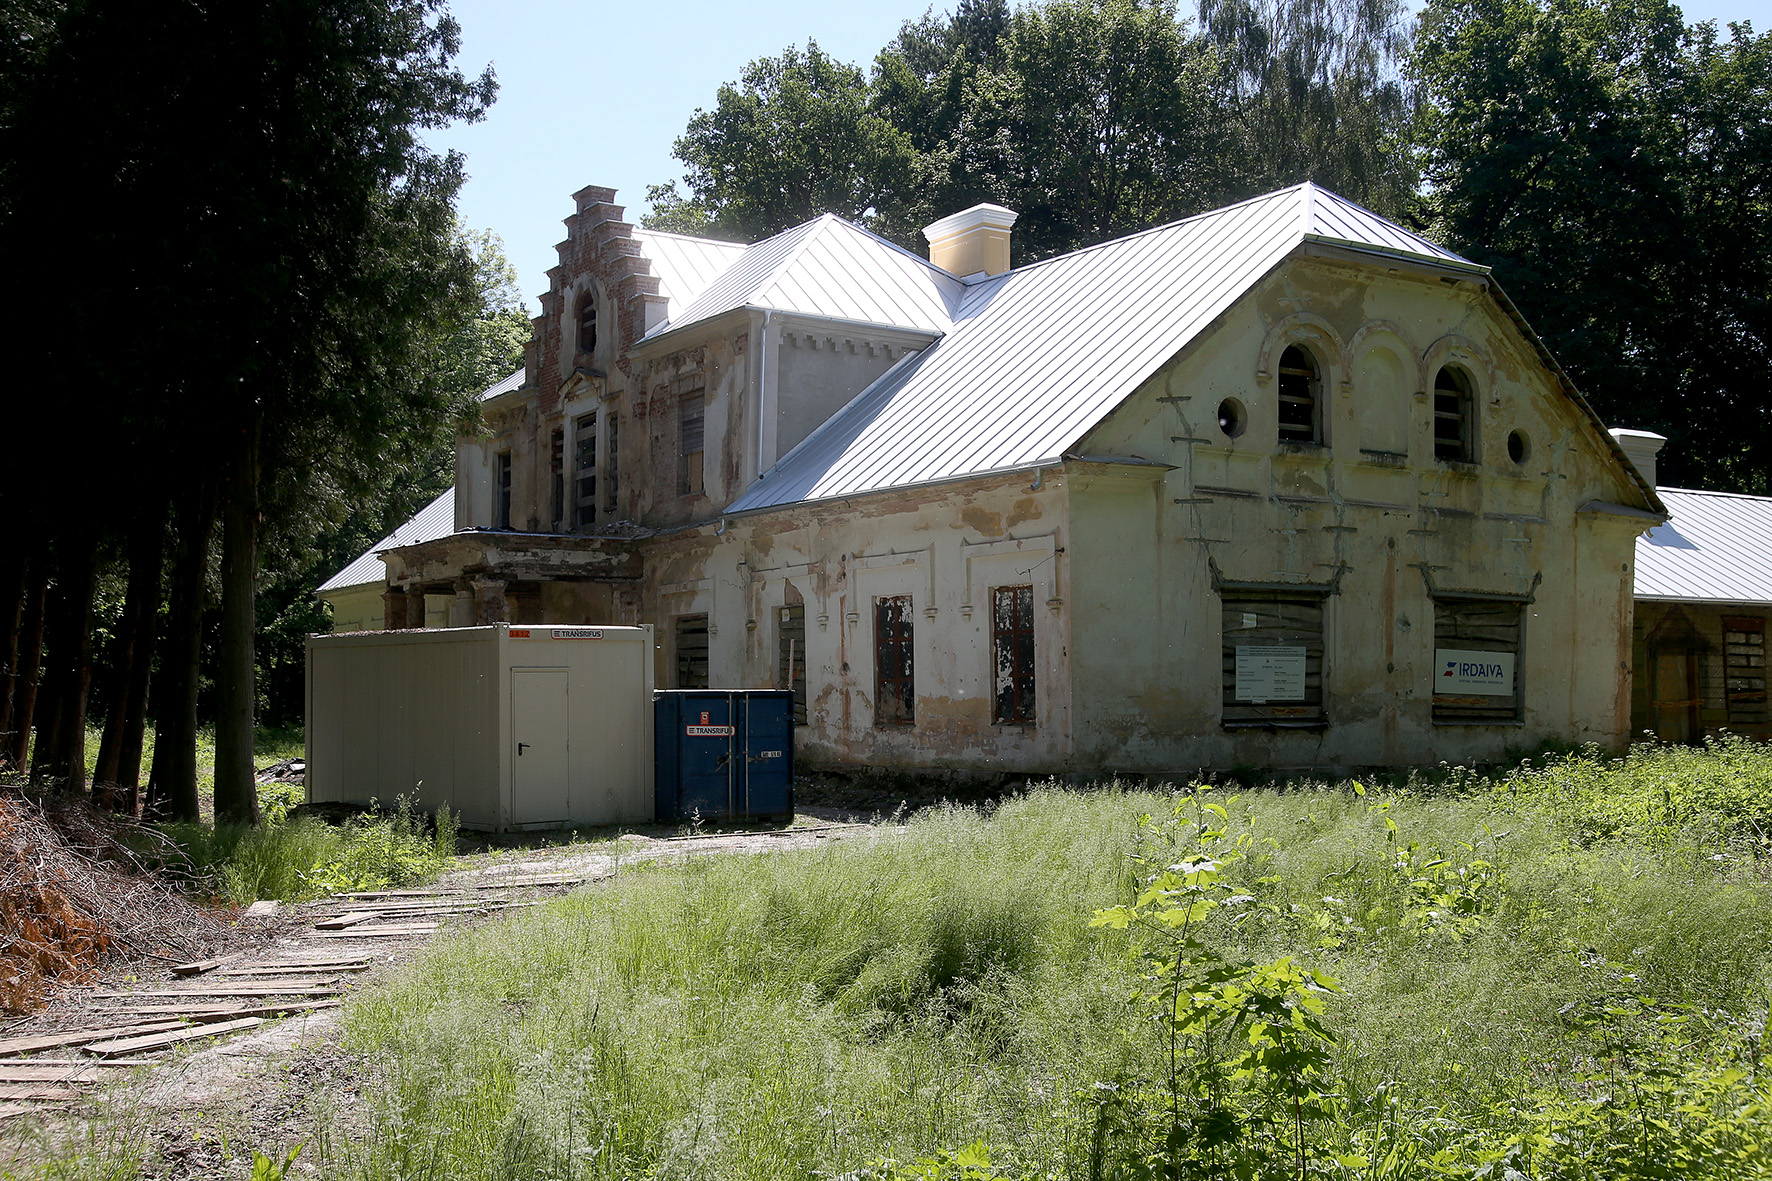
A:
[
  {"xmin": 169, "ymin": 795, "xmax": 456, "ymax": 906},
  {"xmin": 1412, "ymin": 0, "xmax": 1772, "ymax": 491}
]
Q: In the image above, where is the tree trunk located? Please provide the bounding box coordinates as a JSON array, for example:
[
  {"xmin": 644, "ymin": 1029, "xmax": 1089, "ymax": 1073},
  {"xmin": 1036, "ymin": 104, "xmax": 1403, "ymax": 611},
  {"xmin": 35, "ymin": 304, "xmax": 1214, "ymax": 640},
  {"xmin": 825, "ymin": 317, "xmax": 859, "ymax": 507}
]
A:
[
  {"xmin": 145, "ymin": 482, "xmax": 215, "ymax": 822},
  {"xmin": 0, "ymin": 554, "xmax": 27, "ymax": 763},
  {"xmin": 32, "ymin": 534, "xmax": 98, "ymax": 790},
  {"xmin": 8, "ymin": 567, "xmax": 47, "ymax": 771},
  {"xmin": 93, "ymin": 517, "xmax": 165, "ymax": 812},
  {"xmin": 213, "ymin": 417, "xmax": 261, "ymax": 826}
]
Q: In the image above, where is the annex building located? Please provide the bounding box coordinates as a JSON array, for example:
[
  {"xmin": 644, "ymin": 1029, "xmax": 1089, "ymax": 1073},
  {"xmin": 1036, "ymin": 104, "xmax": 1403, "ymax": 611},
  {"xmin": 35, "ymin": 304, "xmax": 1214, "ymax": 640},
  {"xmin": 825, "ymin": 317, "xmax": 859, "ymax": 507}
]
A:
[{"xmin": 321, "ymin": 183, "xmax": 1665, "ymax": 775}]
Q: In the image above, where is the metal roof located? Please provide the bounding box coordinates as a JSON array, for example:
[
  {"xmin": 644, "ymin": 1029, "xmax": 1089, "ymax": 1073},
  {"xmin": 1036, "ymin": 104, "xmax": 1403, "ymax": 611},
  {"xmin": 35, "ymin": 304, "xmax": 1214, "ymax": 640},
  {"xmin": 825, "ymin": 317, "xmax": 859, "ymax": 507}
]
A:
[
  {"xmin": 644, "ymin": 214, "xmax": 965, "ymax": 343},
  {"xmin": 727, "ymin": 184, "xmax": 1475, "ymax": 514},
  {"xmin": 632, "ymin": 228, "xmax": 746, "ymax": 310},
  {"xmin": 1636, "ymin": 487, "xmax": 1772, "ymax": 605},
  {"xmin": 318, "ymin": 488, "xmax": 456, "ymax": 593},
  {"xmin": 480, "ymin": 366, "xmax": 526, "ymax": 401}
]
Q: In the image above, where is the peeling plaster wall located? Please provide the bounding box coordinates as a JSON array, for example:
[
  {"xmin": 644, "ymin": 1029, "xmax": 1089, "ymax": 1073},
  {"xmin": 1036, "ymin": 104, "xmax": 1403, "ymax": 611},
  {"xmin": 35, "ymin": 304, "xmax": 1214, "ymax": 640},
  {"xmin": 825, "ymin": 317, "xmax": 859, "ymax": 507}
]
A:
[
  {"xmin": 1067, "ymin": 257, "xmax": 1655, "ymax": 771},
  {"xmin": 641, "ymin": 473, "xmax": 1074, "ymax": 774}
]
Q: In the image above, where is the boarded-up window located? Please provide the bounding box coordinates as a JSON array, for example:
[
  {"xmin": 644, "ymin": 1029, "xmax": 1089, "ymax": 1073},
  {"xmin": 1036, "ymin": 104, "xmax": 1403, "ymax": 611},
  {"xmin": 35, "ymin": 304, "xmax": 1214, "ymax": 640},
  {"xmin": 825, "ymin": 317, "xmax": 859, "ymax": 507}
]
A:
[
  {"xmin": 673, "ymin": 614, "xmax": 709, "ymax": 689},
  {"xmin": 549, "ymin": 428, "xmax": 564, "ymax": 529},
  {"xmin": 875, "ymin": 595, "xmax": 914, "ymax": 726},
  {"xmin": 1432, "ymin": 599, "xmax": 1521, "ymax": 724},
  {"xmin": 1434, "ymin": 366, "xmax": 1474, "ymax": 462},
  {"xmin": 1277, "ymin": 345, "xmax": 1321, "ymax": 445},
  {"xmin": 495, "ymin": 451, "xmax": 512, "ymax": 530},
  {"xmin": 992, "ymin": 585, "xmax": 1036, "ymax": 725},
  {"xmin": 574, "ymin": 413, "xmax": 597, "ymax": 528},
  {"xmin": 605, "ymin": 413, "xmax": 619, "ymax": 514},
  {"xmin": 1724, "ymin": 616, "xmax": 1765, "ymax": 725},
  {"xmin": 1221, "ymin": 592, "xmax": 1325, "ymax": 727},
  {"xmin": 778, "ymin": 604, "xmax": 807, "ymax": 725},
  {"xmin": 577, "ymin": 292, "xmax": 597, "ymax": 355},
  {"xmin": 680, "ymin": 393, "xmax": 705, "ymax": 496}
]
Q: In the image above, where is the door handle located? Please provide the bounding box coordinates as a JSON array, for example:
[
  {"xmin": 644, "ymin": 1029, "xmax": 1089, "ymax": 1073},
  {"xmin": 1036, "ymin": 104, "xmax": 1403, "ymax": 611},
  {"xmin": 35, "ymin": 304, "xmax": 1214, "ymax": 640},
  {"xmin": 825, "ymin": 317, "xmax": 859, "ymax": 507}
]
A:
[{"xmin": 518, "ymin": 742, "xmax": 530, "ymax": 756}]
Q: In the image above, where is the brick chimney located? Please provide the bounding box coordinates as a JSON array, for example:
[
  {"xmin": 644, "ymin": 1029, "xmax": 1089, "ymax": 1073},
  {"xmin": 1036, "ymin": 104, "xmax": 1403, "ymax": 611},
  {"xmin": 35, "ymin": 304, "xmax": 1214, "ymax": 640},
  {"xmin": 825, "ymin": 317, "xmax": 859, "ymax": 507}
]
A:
[
  {"xmin": 923, "ymin": 203, "xmax": 1019, "ymax": 278},
  {"xmin": 1609, "ymin": 427, "xmax": 1668, "ymax": 489}
]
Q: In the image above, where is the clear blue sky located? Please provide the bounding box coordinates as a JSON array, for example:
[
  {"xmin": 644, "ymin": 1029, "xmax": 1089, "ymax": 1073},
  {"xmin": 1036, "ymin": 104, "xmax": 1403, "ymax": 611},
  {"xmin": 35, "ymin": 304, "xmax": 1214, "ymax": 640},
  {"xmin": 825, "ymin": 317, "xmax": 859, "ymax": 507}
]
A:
[{"xmin": 425, "ymin": 0, "xmax": 1772, "ymax": 314}]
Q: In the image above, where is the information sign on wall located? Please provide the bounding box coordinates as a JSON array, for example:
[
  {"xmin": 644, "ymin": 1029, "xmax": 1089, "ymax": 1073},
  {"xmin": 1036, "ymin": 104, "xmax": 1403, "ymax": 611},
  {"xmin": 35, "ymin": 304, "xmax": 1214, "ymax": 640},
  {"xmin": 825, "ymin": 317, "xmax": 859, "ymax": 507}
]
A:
[
  {"xmin": 1235, "ymin": 645, "xmax": 1306, "ymax": 703},
  {"xmin": 1435, "ymin": 649, "xmax": 1514, "ymax": 696}
]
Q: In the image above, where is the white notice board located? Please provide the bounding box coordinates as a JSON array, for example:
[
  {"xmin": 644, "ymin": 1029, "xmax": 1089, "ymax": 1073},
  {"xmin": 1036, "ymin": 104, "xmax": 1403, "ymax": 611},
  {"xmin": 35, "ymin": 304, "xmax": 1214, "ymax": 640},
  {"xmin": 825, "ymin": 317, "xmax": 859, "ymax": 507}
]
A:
[
  {"xmin": 1435, "ymin": 649, "xmax": 1515, "ymax": 696},
  {"xmin": 1235, "ymin": 645, "xmax": 1307, "ymax": 703}
]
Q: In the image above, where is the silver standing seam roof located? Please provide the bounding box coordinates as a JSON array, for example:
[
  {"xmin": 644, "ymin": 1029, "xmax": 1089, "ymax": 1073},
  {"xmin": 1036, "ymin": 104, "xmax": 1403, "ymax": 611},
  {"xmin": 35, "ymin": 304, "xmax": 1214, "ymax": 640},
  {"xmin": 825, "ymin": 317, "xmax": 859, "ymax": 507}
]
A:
[
  {"xmin": 632, "ymin": 228, "xmax": 748, "ymax": 310},
  {"xmin": 726, "ymin": 184, "xmax": 1476, "ymax": 514},
  {"xmin": 318, "ymin": 487, "xmax": 457, "ymax": 593},
  {"xmin": 1636, "ymin": 488, "xmax": 1772, "ymax": 605}
]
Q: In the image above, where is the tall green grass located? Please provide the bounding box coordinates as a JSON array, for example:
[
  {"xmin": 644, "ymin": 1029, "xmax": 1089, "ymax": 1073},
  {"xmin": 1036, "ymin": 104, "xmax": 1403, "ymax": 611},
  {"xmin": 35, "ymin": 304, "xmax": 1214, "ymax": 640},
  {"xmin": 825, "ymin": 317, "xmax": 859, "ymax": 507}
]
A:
[{"xmin": 311, "ymin": 754, "xmax": 1772, "ymax": 1180}]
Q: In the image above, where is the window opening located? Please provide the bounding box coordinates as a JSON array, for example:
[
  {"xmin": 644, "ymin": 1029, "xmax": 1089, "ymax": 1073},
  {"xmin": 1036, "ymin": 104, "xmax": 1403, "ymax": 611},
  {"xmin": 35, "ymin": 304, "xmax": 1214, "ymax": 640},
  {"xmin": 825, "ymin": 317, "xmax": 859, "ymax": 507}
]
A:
[
  {"xmin": 680, "ymin": 392, "xmax": 705, "ymax": 496},
  {"xmin": 778, "ymin": 604, "xmax": 807, "ymax": 725},
  {"xmin": 875, "ymin": 595, "xmax": 915, "ymax": 726},
  {"xmin": 1724, "ymin": 616, "xmax": 1765, "ymax": 726},
  {"xmin": 574, "ymin": 413, "xmax": 597, "ymax": 528},
  {"xmin": 1218, "ymin": 398, "xmax": 1247, "ymax": 439},
  {"xmin": 1221, "ymin": 591, "xmax": 1326, "ymax": 726},
  {"xmin": 549, "ymin": 428, "xmax": 564, "ymax": 530},
  {"xmin": 494, "ymin": 450, "xmax": 512, "ymax": 530},
  {"xmin": 1432, "ymin": 598, "xmax": 1521, "ymax": 723},
  {"xmin": 992, "ymin": 585, "xmax": 1037, "ymax": 725},
  {"xmin": 673, "ymin": 614, "xmax": 709, "ymax": 689},
  {"xmin": 577, "ymin": 292, "xmax": 597, "ymax": 356},
  {"xmin": 1434, "ymin": 366, "xmax": 1474, "ymax": 462},
  {"xmin": 1276, "ymin": 346, "xmax": 1321, "ymax": 445},
  {"xmin": 605, "ymin": 413, "xmax": 619, "ymax": 514},
  {"xmin": 1507, "ymin": 429, "xmax": 1528, "ymax": 465}
]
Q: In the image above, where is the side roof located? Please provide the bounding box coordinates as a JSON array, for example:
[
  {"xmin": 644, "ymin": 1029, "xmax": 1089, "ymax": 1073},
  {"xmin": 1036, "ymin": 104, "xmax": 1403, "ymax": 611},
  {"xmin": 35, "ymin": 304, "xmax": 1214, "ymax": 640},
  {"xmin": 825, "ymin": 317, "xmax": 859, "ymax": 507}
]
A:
[
  {"xmin": 318, "ymin": 487, "xmax": 456, "ymax": 594},
  {"xmin": 1636, "ymin": 487, "xmax": 1772, "ymax": 605},
  {"xmin": 642, "ymin": 214, "xmax": 966, "ymax": 343},
  {"xmin": 632, "ymin": 228, "xmax": 747, "ymax": 311},
  {"xmin": 727, "ymin": 184, "xmax": 1492, "ymax": 514}
]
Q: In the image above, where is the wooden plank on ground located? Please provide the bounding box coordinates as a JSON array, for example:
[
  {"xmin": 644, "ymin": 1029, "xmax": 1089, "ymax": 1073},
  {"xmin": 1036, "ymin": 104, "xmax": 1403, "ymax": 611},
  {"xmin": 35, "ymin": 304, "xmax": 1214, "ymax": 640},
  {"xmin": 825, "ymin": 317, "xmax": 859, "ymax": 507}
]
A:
[
  {"xmin": 313, "ymin": 923, "xmax": 436, "ymax": 938},
  {"xmin": 87, "ymin": 1003, "xmax": 246, "ymax": 1018},
  {"xmin": 220, "ymin": 962, "xmax": 370, "ymax": 977},
  {"xmin": 314, "ymin": 911, "xmax": 382, "ymax": 930},
  {"xmin": 339, "ymin": 890, "xmax": 449, "ymax": 899},
  {"xmin": 0, "ymin": 1021, "xmax": 188, "ymax": 1057},
  {"xmin": 0, "ymin": 1064, "xmax": 115, "ymax": 1083},
  {"xmin": 170, "ymin": 952, "xmax": 246, "ymax": 977},
  {"xmin": 0, "ymin": 1085, "xmax": 81, "ymax": 1101},
  {"xmin": 85, "ymin": 1017, "xmax": 263, "ymax": 1058},
  {"xmin": 92, "ymin": 982, "xmax": 337, "ymax": 999},
  {"xmin": 474, "ymin": 875, "xmax": 588, "ymax": 889}
]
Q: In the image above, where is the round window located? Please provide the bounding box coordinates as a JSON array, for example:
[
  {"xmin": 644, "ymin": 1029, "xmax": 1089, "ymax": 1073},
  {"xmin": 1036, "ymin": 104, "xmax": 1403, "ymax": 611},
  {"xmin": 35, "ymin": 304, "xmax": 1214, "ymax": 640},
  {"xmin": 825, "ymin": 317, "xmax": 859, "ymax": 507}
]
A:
[
  {"xmin": 1218, "ymin": 398, "xmax": 1247, "ymax": 439},
  {"xmin": 1508, "ymin": 429, "xmax": 1529, "ymax": 464}
]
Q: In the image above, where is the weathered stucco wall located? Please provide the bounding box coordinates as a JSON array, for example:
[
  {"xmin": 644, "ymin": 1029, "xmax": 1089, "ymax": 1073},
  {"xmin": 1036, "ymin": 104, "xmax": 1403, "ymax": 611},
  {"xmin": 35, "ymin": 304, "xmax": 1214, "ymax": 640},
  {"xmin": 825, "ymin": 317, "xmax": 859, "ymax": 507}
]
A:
[
  {"xmin": 1067, "ymin": 255, "xmax": 1655, "ymax": 771},
  {"xmin": 640, "ymin": 472, "xmax": 1073, "ymax": 773}
]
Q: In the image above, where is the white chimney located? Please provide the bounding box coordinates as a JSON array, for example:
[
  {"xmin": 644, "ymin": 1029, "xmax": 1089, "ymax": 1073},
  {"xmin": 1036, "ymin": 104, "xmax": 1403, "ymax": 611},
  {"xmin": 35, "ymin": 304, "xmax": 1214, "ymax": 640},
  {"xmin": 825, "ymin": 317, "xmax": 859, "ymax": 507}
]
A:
[
  {"xmin": 1609, "ymin": 427, "xmax": 1667, "ymax": 489},
  {"xmin": 923, "ymin": 203, "xmax": 1018, "ymax": 278}
]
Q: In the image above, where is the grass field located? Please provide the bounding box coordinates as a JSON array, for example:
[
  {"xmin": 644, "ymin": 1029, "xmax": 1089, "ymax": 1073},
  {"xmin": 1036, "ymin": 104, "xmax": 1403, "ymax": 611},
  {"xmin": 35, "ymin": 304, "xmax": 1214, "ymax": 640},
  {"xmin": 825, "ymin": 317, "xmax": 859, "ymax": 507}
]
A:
[{"xmin": 14, "ymin": 739, "xmax": 1772, "ymax": 1179}]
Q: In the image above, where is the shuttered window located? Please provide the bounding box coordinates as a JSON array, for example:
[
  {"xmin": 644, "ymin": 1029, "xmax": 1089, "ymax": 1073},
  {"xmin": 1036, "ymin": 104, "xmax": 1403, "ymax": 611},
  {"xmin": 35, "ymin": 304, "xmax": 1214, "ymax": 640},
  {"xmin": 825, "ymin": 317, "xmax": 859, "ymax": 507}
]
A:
[
  {"xmin": 875, "ymin": 595, "xmax": 915, "ymax": 726},
  {"xmin": 549, "ymin": 429, "xmax": 564, "ymax": 530},
  {"xmin": 1221, "ymin": 592, "xmax": 1325, "ymax": 727},
  {"xmin": 1434, "ymin": 366, "xmax": 1475, "ymax": 462},
  {"xmin": 992, "ymin": 585, "xmax": 1036, "ymax": 725},
  {"xmin": 1276, "ymin": 345, "xmax": 1322, "ymax": 445},
  {"xmin": 1724, "ymin": 616, "xmax": 1765, "ymax": 725},
  {"xmin": 680, "ymin": 393, "xmax": 705, "ymax": 496},
  {"xmin": 494, "ymin": 451, "xmax": 512, "ymax": 530},
  {"xmin": 577, "ymin": 292, "xmax": 597, "ymax": 355},
  {"xmin": 778, "ymin": 604, "xmax": 807, "ymax": 725},
  {"xmin": 1432, "ymin": 599, "xmax": 1521, "ymax": 724},
  {"xmin": 605, "ymin": 413, "xmax": 619, "ymax": 514},
  {"xmin": 674, "ymin": 614, "xmax": 709, "ymax": 689}
]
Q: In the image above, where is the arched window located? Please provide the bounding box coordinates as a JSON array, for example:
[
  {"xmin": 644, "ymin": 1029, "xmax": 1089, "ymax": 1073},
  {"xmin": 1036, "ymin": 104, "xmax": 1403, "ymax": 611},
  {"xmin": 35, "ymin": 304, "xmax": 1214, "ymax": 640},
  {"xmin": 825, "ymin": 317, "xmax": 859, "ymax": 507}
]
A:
[
  {"xmin": 1276, "ymin": 345, "xmax": 1321, "ymax": 444},
  {"xmin": 576, "ymin": 291, "xmax": 597, "ymax": 356},
  {"xmin": 1433, "ymin": 366, "xmax": 1474, "ymax": 462}
]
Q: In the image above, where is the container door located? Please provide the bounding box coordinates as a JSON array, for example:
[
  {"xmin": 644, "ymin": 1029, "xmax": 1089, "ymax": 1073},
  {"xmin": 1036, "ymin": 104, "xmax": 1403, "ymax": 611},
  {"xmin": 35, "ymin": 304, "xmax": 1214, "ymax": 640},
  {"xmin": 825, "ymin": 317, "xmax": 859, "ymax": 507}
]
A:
[
  {"xmin": 741, "ymin": 694, "xmax": 794, "ymax": 817},
  {"xmin": 511, "ymin": 668, "xmax": 570, "ymax": 825},
  {"xmin": 677, "ymin": 693, "xmax": 735, "ymax": 820}
]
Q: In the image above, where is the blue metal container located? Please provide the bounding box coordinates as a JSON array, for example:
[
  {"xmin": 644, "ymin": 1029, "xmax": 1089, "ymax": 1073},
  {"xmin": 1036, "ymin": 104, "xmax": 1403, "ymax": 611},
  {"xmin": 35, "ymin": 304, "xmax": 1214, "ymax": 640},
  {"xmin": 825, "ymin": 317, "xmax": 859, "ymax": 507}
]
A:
[{"xmin": 654, "ymin": 690, "xmax": 795, "ymax": 823}]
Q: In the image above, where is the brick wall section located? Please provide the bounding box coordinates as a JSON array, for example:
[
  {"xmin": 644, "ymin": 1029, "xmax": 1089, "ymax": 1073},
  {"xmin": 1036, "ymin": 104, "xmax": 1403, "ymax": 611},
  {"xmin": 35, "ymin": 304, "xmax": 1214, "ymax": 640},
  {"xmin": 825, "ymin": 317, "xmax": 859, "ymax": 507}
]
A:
[{"xmin": 527, "ymin": 185, "xmax": 667, "ymax": 418}]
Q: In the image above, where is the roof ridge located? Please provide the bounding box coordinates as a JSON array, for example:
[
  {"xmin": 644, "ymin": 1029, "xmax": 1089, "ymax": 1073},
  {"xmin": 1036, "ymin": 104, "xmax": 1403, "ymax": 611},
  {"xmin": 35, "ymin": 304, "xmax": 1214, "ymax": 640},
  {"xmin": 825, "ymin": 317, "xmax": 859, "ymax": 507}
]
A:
[{"xmin": 632, "ymin": 226, "xmax": 747, "ymax": 248}]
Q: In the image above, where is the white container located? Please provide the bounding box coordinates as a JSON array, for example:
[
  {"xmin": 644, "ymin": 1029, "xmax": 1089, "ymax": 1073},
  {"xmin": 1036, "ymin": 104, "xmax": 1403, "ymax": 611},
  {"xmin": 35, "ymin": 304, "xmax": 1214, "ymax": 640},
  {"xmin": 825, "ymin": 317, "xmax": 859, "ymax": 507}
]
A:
[{"xmin": 305, "ymin": 624, "xmax": 655, "ymax": 831}]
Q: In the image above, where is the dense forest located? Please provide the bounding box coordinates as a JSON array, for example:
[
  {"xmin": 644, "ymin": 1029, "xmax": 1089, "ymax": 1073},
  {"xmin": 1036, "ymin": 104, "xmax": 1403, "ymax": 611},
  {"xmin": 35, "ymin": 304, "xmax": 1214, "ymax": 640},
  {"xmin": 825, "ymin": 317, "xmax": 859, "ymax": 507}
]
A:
[{"xmin": 1, "ymin": 0, "xmax": 1767, "ymax": 823}]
